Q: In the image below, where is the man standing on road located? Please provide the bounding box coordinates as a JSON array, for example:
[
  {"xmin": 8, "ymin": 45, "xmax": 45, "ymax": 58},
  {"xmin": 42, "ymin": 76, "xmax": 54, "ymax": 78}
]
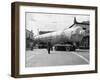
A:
[{"xmin": 47, "ymin": 41, "xmax": 52, "ymax": 54}]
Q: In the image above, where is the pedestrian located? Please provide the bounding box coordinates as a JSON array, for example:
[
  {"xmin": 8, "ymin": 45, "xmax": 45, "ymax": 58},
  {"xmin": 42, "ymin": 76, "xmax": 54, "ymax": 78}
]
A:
[
  {"xmin": 47, "ymin": 41, "xmax": 51, "ymax": 54},
  {"xmin": 31, "ymin": 42, "xmax": 34, "ymax": 50}
]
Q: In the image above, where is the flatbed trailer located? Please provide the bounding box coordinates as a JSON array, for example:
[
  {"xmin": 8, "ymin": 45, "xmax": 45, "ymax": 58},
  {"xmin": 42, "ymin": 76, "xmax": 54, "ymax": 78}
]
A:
[{"xmin": 54, "ymin": 44, "xmax": 75, "ymax": 51}]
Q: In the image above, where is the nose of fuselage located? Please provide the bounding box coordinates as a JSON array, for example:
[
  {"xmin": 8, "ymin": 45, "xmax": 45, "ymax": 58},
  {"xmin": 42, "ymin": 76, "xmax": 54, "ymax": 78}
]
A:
[
  {"xmin": 78, "ymin": 29, "xmax": 86, "ymax": 36},
  {"xmin": 71, "ymin": 27, "xmax": 86, "ymax": 42}
]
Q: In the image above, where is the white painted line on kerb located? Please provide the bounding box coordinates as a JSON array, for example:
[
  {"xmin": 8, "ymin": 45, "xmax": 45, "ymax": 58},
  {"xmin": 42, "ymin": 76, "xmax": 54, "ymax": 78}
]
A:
[{"xmin": 71, "ymin": 52, "xmax": 89, "ymax": 64}]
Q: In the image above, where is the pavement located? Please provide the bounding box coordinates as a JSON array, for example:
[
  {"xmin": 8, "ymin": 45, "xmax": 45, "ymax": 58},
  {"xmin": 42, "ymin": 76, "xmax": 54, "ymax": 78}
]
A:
[{"xmin": 25, "ymin": 49, "xmax": 89, "ymax": 67}]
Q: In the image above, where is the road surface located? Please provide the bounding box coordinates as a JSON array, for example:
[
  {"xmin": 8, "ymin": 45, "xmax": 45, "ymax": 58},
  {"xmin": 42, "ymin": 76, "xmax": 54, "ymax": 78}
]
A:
[{"xmin": 25, "ymin": 49, "xmax": 89, "ymax": 67}]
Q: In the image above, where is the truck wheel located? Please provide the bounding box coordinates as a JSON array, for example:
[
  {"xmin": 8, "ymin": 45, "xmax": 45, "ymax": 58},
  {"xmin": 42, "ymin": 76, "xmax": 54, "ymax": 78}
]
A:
[
  {"xmin": 71, "ymin": 46, "xmax": 76, "ymax": 51},
  {"xmin": 65, "ymin": 47, "xmax": 70, "ymax": 51}
]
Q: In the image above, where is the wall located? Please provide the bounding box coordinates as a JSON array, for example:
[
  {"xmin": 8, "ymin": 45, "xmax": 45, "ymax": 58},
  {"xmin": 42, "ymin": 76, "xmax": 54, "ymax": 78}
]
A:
[{"xmin": 0, "ymin": 0, "xmax": 100, "ymax": 80}]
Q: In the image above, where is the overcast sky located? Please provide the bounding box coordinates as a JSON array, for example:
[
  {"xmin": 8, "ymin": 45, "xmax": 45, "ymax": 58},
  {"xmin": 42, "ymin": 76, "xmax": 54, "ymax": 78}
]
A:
[{"xmin": 26, "ymin": 12, "xmax": 89, "ymax": 35}]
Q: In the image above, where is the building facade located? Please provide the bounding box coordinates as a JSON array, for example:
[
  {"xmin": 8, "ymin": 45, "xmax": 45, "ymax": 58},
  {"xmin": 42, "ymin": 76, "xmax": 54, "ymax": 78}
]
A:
[{"xmin": 26, "ymin": 29, "xmax": 34, "ymax": 50}]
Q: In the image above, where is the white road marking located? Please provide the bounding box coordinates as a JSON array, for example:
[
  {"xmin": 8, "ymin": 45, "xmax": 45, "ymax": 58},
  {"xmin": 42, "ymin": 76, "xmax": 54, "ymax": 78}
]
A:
[{"xmin": 71, "ymin": 52, "xmax": 89, "ymax": 64}]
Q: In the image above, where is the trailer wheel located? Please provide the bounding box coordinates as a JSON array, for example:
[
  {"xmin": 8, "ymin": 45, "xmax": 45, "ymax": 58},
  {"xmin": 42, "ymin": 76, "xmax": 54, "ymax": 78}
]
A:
[
  {"xmin": 65, "ymin": 47, "xmax": 70, "ymax": 51},
  {"xmin": 70, "ymin": 46, "xmax": 76, "ymax": 51}
]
